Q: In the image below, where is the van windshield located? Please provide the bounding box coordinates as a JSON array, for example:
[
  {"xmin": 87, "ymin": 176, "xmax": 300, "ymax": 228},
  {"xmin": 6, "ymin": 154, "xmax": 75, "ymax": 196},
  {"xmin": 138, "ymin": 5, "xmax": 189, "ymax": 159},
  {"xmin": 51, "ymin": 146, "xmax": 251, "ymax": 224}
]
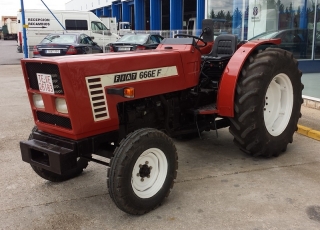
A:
[
  {"xmin": 91, "ymin": 21, "xmax": 108, "ymax": 30},
  {"xmin": 121, "ymin": 23, "xmax": 131, "ymax": 29}
]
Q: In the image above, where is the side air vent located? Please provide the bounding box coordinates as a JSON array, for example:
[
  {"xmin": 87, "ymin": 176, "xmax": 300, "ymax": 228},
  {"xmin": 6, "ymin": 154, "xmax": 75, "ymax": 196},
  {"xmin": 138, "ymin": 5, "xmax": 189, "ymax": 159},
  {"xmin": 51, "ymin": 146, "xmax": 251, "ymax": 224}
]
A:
[{"xmin": 86, "ymin": 77, "xmax": 109, "ymax": 121}]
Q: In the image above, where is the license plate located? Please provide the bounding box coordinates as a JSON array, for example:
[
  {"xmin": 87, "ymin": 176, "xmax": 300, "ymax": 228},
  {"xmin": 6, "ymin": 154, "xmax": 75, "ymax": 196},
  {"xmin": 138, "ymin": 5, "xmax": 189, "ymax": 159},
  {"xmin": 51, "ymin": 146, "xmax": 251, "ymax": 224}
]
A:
[
  {"xmin": 46, "ymin": 50, "xmax": 60, "ymax": 53},
  {"xmin": 118, "ymin": 47, "xmax": 131, "ymax": 51},
  {"xmin": 36, "ymin": 73, "xmax": 54, "ymax": 94}
]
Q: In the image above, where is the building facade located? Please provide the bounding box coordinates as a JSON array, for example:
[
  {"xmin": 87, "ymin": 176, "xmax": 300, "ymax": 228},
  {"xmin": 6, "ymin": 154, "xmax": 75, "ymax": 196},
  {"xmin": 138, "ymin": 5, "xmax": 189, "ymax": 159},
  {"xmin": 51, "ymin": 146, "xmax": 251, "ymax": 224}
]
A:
[
  {"xmin": 66, "ymin": 0, "xmax": 320, "ymax": 72},
  {"xmin": 66, "ymin": 0, "xmax": 202, "ymax": 31}
]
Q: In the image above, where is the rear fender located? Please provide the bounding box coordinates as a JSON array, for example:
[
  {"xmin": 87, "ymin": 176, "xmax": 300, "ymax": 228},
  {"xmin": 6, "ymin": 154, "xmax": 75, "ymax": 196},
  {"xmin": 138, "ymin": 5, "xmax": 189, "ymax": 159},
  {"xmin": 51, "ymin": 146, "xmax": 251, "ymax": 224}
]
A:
[{"xmin": 217, "ymin": 39, "xmax": 281, "ymax": 117}]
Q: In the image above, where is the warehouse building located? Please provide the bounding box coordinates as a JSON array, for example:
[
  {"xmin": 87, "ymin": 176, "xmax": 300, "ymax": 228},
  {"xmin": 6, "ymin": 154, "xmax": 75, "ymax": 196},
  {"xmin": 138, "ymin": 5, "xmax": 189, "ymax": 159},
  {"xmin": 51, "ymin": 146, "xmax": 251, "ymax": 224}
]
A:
[{"xmin": 65, "ymin": 0, "xmax": 320, "ymax": 73}]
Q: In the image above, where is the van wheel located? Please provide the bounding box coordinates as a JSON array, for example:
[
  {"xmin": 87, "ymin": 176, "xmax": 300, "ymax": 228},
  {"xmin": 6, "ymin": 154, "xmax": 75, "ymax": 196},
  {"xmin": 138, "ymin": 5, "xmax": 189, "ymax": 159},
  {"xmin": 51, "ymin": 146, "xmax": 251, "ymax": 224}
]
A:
[
  {"xmin": 229, "ymin": 48, "xmax": 303, "ymax": 157},
  {"xmin": 108, "ymin": 128, "xmax": 178, "ymax": 215}
]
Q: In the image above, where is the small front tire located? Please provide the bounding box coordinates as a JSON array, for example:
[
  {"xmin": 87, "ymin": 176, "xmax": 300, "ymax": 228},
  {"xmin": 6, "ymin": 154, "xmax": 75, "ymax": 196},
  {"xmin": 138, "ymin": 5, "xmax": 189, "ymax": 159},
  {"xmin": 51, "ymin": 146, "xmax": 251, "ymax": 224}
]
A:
[{"xmin": 108, "ymin": 128, "xmax": 178, "ymax": 215}]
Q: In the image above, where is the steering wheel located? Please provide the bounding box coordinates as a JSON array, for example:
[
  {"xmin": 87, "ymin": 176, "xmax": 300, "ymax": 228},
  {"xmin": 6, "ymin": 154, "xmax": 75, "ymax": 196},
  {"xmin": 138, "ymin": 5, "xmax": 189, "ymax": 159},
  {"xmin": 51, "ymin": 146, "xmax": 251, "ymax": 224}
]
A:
[{"xmin": 173, "ymin": 34, "xmax": 207, "ymax": 48}]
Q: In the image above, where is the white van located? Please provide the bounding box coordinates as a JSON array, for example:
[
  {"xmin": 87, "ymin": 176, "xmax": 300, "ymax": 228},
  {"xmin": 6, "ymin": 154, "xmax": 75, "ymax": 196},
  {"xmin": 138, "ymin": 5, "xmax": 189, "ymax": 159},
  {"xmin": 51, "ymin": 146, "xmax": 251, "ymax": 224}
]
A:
[
  {"xmin": 100, "ymin": 17, "xmax": 132, "ymax": 36},
  {"xmin": 17, "ymin": 9, "xmax": 120, "ymax": 53}
]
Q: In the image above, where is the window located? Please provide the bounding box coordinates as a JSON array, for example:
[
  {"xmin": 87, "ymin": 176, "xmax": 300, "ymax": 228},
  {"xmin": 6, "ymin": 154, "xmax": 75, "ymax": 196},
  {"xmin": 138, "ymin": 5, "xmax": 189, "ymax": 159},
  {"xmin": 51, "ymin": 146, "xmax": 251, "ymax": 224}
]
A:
[
  {"xmin": 91, "ymin": 21, "xmax": 108, "ymax": 33},
  {"xmin": 65, "ymin": 20, "xmax": 88, "ymax": 30},
  {"xmin": 150, "ymin": 36, "xmax": 157, "ymax": 43},
  {"xmin": 206, "ymin": 0, "xmax": 317, "ymax": 60},
  {"xmin": 150, "ymin": 35, "xmax": 163, "ymax": 44},
  {"xmin": 80, "ymin": 34, "xmax": 93, "ymax": 45},
  {"xmin": 41, "ymin": 34, "xmax": 77, "ymax": 44}
]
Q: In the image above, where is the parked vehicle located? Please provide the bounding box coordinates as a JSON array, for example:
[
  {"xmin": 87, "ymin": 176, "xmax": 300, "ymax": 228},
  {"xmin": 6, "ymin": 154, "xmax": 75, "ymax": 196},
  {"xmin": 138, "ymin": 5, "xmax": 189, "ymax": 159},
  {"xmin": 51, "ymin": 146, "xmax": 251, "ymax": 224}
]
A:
[
  {"xmin": 117, "ymin": 21, "xmax": 131, "ymax": 36},
  {"xmin": 33, "ymin": 33, "xmax": 103, "ymax": 57},
  {"xmin": 20, "ymin": 19, "xmax": 303, "ymax": 215},
  {"xmin": 2, "ymin": 18, "xmax": 17, "ymax": 40},
  {"xmin": 107, "ymin": 33, "xmax": 164, "ymax": 52},
  {"xmin": 249, "ymin": 29, "xmax": 314, "ymax": 58},
  {"xmin": 17, "ymin": 10, "xmax": 120, "ymax": 53},
  {"xmin": 100, "ymin": 17, "xmax": 131, "ymax": 36}
]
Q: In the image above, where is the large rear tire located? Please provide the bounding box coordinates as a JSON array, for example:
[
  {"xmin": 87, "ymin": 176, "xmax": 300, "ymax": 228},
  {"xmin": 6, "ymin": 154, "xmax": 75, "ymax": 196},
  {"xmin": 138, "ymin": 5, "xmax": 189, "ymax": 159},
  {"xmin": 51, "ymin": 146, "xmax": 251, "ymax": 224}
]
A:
[
  {"xmin": 107, "ymin": 128, "xmax": 178, "ymax": 215},
  {"xmin": 229, "ymin": 48, "xmax": 303, "ymax": 157},
  {"xmin": 29, "ymin": 126, "xmax": 88, "ymax": 182}
]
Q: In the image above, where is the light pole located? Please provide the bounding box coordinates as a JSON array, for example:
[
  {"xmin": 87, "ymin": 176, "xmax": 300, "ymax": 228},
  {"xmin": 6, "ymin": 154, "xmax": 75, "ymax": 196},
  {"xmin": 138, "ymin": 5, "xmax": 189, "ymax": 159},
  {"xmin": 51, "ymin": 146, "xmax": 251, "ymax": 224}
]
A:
[{"xmin": 20, "ymin": 0, "xmax": 28, "ymax": 58}]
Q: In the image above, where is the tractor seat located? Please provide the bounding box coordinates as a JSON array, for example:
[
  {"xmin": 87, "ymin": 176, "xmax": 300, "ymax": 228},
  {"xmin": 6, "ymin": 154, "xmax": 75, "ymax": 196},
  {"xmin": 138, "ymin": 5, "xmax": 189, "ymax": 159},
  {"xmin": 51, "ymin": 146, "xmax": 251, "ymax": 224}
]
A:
[{"xmin": 202, "ymin": 34, "xmax": 237, "ymax": 61}]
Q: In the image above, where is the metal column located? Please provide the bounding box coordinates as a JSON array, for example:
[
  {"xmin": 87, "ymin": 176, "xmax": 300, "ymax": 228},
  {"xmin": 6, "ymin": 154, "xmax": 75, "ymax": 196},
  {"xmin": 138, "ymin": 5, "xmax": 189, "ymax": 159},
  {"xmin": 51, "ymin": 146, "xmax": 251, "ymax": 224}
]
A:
[
  {"xmin": 122, "ymin": 1, "xmax": 130, "ymax": 22},
  {"xmin": 150, "ymin": 0, "xmax": 161, "ymax": 30},
  {"xmin": 232, "ymin": 0, "xmax": 242, "ymax": 35},
  {"xmin": 196, "ymin": 0, "xmax": 205, "ymax": 34},
  {"xmin": 95, "ymin": 9, "xmax": 102, "ymax": 17},
  {"xmin": 299, "ymin": 0, "xmax": 308, "ymax": 29},
  {"xmin": 170, "ymin": 0, "xmax": 183, "ymax": 30},
  {"xmin": 103, "ymin": 6, "xmax": 111, "ymax": 17},
  {"xmin": 134, "ymin": 0, "xmax": 145, "ymax": 30},
  {"xmin": 112, "ymin": 2, "xmax": 120, "ymax": 21}
]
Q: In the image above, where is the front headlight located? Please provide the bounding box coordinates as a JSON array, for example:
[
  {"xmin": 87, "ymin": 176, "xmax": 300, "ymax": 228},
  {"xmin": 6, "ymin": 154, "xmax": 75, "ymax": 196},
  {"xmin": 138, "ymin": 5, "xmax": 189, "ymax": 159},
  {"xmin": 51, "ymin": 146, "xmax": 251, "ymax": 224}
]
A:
[
  {"xmin": 32, "ymin": 94, "xmax": 44, "ymax": 109},
  {"xmin": 55, "ymin": 98, "xmax": 68, "ymax": 114}
]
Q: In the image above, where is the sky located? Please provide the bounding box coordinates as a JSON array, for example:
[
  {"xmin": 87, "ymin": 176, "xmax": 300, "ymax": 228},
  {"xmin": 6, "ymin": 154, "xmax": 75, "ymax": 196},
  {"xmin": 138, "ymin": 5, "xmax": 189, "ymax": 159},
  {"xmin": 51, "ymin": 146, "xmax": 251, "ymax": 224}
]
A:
[{"xmin": 1, "ymin": 0, "xmax": 68, "ymax": 20}]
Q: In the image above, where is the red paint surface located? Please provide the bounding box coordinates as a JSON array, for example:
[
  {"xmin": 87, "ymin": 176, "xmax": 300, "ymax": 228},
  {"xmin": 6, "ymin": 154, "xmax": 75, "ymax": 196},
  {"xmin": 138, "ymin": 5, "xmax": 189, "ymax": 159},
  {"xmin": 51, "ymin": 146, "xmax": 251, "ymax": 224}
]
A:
[
  {"xmin": 217, "ymin": 39, "xmax": 281, "ymax": 117},
  {"xmin": 21, "ymin": 45, "xmax": 203, "ymax": 140},
  {"xmin": 21, "ymin": 39, "xmax": 281, "ymax": 139}
]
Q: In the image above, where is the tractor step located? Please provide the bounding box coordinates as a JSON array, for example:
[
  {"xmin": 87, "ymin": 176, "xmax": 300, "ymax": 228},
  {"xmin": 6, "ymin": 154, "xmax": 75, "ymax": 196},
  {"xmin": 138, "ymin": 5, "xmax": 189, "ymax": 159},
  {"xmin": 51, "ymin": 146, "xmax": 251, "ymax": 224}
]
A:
[{"xmin": 194, "ymin": 103, "xmax": 218, "ymax": 115}]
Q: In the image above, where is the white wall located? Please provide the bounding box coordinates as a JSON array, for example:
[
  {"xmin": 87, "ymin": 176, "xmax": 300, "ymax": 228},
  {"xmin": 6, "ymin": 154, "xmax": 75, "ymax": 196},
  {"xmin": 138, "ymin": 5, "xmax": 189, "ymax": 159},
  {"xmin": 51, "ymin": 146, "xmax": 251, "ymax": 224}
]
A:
[
  {"xmin": 66, "ymin": 0, "xmax": 115, "ymax": 11},
  {"xmin": 247, "ymin": 0, "xmax": 278, "ymax": 39},
  {"xmin": 66, "ymin": 0, "xmax": 131, "ymax": 11}
]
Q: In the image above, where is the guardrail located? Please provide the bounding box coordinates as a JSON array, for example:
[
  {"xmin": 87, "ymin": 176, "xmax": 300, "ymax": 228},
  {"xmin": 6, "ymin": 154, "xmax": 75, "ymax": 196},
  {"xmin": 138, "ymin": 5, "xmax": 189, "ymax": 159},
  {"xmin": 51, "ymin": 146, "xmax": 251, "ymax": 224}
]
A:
[{"xmin": 132, "ymin": 29, "xmax": 202, "ymax": 38}]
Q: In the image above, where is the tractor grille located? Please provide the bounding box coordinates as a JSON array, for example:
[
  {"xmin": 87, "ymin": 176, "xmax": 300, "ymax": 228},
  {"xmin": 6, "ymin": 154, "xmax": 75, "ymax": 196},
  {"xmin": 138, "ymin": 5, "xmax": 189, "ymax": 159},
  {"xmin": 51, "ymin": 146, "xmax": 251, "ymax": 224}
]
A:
[
  {"xmin": 25, "ymin": 62, "xmax": 64, "ymax": 94},
  {"xmin": 36, "ymin": 111, "xmax": 72, "ymax": 129}
]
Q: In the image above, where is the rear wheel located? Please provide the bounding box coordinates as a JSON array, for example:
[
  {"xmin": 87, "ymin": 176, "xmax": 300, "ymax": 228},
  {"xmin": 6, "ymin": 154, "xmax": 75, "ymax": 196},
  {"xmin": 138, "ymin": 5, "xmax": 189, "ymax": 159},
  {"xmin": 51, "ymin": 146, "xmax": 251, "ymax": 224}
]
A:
[
  {"xmin": 229, "ymin": 48, "xmax": 303, "ymax": 157},
  {"xmin": 107, "ymin": 128, "xmax": 178, "ymax": 215},
  {"xmin": 29, "ymin": 126, "xmax": 88, "ymax": 182}
]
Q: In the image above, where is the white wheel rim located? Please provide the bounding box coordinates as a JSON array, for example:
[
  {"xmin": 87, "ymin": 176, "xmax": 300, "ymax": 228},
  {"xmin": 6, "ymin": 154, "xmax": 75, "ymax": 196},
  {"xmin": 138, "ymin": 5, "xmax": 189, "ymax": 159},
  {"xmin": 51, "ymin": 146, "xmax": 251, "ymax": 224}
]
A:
[
  {"xmin": 264, "ymin": 73, "xmax": 293, "ymax": 136},
  {"xmin": 131, "ymin": 148, "xmax": 168, "ymax": 198}
]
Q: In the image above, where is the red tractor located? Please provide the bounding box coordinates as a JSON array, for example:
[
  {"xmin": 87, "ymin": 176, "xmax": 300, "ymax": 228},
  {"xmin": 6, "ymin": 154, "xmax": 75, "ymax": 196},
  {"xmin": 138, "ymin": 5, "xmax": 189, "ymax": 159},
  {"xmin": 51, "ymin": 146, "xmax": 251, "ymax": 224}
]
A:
[{"xmin": 20, "ymin": 20, "xmax": 303, "ymax": 215}]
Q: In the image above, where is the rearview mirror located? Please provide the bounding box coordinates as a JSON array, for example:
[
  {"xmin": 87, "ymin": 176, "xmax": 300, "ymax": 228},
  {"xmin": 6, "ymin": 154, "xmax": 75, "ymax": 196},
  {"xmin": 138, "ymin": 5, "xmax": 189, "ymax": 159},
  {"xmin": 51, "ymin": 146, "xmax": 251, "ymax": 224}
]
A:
[{"xmin": 90, "ymin": 36, "xmax": 95, "ymax": 40}]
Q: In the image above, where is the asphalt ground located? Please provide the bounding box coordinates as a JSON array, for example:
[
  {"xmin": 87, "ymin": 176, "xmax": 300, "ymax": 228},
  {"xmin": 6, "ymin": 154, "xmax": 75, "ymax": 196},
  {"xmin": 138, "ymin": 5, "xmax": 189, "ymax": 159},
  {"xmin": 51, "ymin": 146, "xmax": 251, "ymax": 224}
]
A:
[{"xmin": 1, "ymin": 40, "xmax": 320, "ymax": 229}]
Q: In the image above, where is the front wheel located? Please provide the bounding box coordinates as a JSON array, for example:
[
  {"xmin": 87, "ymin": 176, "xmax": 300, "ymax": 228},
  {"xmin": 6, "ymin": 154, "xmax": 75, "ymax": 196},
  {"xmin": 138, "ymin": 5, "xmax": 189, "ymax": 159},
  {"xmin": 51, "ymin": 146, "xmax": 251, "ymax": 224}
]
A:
[
  {"xmin": 107, "ymin": 128, "xmax": 178, "ymax": 215},
  {"xmin": 229, "ymin": 48, "xmax": 303, "ymax": 157}
]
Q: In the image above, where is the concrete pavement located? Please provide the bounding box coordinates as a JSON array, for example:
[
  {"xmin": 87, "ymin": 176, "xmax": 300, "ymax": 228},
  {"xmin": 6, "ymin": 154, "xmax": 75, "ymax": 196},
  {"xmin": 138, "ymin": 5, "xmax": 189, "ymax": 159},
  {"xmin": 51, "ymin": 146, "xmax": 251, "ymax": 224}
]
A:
[
  {"xmin": 0, "ymin": 40, "xmax": 23, "ymax": 65},
  {"xmin": 1, "ymin": 64, "xmax": 320, "ymax": 230},
  {"xmin": 0, "ymin": 39, "xmax": 320, "ymax": 229}
]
